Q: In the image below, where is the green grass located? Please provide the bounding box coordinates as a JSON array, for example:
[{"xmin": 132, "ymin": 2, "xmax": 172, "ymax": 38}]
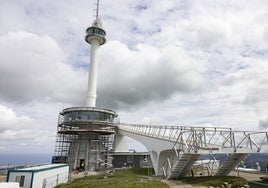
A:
[
  {"xmin": 55, "ymin": 168, "xmax": 248, "ymax": 188},
  {"xmin": 55, "ymin": 168, "xmax": 169, "ymax": 188},
  {"xmin": 179, "ymin": 176, "xmax": 248, "ymax": 188}
]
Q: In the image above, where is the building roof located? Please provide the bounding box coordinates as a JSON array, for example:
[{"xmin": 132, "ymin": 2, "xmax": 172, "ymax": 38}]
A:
[
  {"xmin": 8, "ymin": 164, "xmax": 68, "ymax": 173},
  {"xmin": 111, "ymin": 152, "xmax": 150, "ymax": 156}
]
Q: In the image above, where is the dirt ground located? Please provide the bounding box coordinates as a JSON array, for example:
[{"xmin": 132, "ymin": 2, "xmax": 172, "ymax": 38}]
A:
[
  {"xmin": 162, "ymin": 179, "xmax": 203, "ymax": 188},
  {"xmin": 230, "ymin": 170, "xmax": 264, "ymax": 181},
  {"xmin": 0, "ymin": 170, "xmax": 7, "ymax": 182},
  {"xmin": 0, "ymin": 175, "xmax": 6, "ymax": 182}
]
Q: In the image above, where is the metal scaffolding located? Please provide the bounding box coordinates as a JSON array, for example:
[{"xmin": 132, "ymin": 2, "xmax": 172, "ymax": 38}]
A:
[{"xmin": 53, "ymin": 107, "xmax": 118, "ymax": 172}]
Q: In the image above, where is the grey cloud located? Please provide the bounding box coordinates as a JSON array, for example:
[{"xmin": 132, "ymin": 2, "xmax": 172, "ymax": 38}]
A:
[
  {"xmin": 96, "ymin": 42, "xmax": 203, "ymax": 109},
  {"xmin": 244, "ymin": 90, "xmax": 268, "ymax": 105},
  {"xmin": 259, "ymin": 118, "xmax": 268, "ymax": 129}
]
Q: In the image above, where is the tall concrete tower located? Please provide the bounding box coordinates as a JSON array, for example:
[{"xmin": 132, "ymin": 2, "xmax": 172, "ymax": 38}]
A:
[
  {"xmin": 52, "ymin": 0, "xmax": 118, "ymax": 172},
  {"xmin": 85, "ymin": 0, "xmax": 106, "ymax": 107}
]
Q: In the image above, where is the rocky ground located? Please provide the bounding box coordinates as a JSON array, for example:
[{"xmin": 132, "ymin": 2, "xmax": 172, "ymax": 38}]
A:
[{"xmin": 0, "ymin": 171, "xmax": 7, "ymax": 182}]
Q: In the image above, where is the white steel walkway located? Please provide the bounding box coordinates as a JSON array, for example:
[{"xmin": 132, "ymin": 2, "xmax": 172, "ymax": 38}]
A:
[{"xmin": 116, "ymin": 123, "xmax": 268, "ymax": 179}]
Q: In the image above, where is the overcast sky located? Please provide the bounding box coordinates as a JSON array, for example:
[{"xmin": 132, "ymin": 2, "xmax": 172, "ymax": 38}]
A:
[{"xmin": 0, "ymin": 0, "xmax": 268, "ymax": 154}]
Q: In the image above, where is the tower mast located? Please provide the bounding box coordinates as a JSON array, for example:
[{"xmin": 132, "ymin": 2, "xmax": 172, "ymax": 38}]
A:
[
  {"xmin": 85, "ymin": 0, "xmax": 106, "ymax": 107},
  {"xmin": 53, "ymin": 0, "xmax": 118, "ymax": 172}
]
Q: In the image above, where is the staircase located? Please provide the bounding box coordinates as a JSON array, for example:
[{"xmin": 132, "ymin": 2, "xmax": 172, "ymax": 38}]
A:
[
  {"xmin": 168, "ymin": 153, "xmax": 200, "ymax": 179},
  {"xmin": 215, "ymin": 153, "xmax": 248, "ymax": 176}
]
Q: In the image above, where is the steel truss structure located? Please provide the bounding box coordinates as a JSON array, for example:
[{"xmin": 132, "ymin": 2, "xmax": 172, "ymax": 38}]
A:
[{"xmin": 118, "ymin": 123, "xmax": 268, "ymax": 178}]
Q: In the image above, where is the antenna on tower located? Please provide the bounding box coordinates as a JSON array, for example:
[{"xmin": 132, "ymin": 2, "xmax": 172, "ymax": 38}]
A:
[
  {"xmin": 94, "ymin": 0, "xmax": 100, "ymax": 20},
  {"xmin": 92, "ymin": 0, "xmax": 102, "ymax": 27}
]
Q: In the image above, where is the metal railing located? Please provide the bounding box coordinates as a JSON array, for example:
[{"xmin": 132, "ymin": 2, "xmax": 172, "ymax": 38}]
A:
[
  {"xmin": 161, "ymin": 147, "xmax": 179, "ymax": 178},
  {"xmin": 118, "ymin": 123, "xmax": 268, "ymax": 152},
  {"xmin": 118, "ymin": 123, "xmax": 268, "ymax": 178}
]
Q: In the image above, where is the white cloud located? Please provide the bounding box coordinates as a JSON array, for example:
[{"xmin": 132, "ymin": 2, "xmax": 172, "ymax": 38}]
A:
[
  {"xmin": 0, "ymin": 31, "xmax": 87, "ymax": 105},
  {"xmin": 0, "ymin": 104, "xmax": 55, "ymax": 152},
  {"xmin": 0, "ymin": 0, "xmax": 268, "ymax": 153},
  {"xmin": 0, "ymin": 105, "xmax": 32, "ymax": 132},
  {"xmin": 141, "ymin": 116, "xmax": 164, "ymax": 125}
]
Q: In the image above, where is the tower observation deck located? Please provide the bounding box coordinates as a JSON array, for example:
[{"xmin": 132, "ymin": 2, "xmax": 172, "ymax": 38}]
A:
[{"xmin": 53, "ymin": 0, "xmax": 118, "ymax": 172}]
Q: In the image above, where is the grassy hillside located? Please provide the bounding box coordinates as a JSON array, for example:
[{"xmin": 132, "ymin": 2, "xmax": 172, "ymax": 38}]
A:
[
  {"xmin": 55, "ymin": 168, "xmax": 248, "ymax": 188},
  {"xmin": 55, "ymin": 168, "xmax": 169, "ymax": 188},
  {"xmin": 180, "ymin": 176, "xmax": 248, "ymax": 187}
]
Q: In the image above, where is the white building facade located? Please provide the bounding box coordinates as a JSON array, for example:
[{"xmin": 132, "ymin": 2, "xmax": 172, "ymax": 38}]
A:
[{"xmin": 7, "ymin": 164, "xmax": 69, "ymax": 188}]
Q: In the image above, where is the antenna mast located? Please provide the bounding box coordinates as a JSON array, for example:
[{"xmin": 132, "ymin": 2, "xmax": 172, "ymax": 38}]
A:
[
  {"xmin": 93, "ymin": 0, "xmax": 102, "ymax": 27},
  {"xmin": 94, "ymin": 0, "xmax": 100, "ymax": 21}
]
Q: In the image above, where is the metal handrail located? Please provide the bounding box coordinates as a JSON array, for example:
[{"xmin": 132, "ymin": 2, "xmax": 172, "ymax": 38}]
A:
[{"xmin": 118, "ymin": 123, "xmax": 268, "ymax": 152}]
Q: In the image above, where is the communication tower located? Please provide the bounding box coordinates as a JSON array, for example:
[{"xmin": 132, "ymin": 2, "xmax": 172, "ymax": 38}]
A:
[{"xmin": 53, "ymin": 0, "xmax": 118, "ymax": 172}]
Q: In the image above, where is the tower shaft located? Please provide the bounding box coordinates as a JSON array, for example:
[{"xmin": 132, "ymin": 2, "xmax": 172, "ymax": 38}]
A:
[{"xmin": 87, "ymin": 39, "xmax": 100, "ymax": 107}]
